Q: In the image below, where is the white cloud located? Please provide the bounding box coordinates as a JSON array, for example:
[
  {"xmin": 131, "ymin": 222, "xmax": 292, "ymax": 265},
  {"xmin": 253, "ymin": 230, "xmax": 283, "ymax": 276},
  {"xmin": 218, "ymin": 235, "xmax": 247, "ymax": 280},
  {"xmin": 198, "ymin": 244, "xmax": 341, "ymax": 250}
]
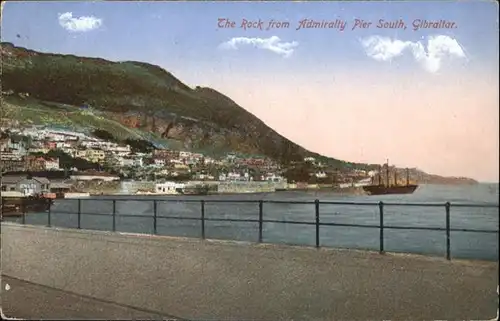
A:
[
  {"xmin": 58, "ymin": 12, "xmax": 103, "ymax": 32},
  {"xmin": 360, "ymin": 35, "xmax": 467, "ymax": 73},
  {"xmin": 219, "ymin": 36, "xmax": 299, "ymax": 58}
]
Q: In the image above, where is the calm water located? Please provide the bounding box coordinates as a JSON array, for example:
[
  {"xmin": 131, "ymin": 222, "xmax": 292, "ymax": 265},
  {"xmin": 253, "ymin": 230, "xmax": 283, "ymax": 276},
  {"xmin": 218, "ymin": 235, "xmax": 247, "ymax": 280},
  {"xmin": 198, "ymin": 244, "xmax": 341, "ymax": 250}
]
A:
[{"xmin": 4, "ymin": 184, "xmax": 499, "ymax": 261}]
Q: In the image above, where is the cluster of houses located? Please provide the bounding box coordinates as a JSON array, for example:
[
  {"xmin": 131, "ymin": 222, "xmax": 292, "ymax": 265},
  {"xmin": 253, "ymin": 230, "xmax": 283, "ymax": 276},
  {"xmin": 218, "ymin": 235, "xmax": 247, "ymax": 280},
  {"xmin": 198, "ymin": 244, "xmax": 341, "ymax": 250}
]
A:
[
  {"xmin": 1, "ymin": 170, "xmax": 121, "ymax": 197},
  {"xmin": 0, "ymin": 126, "xmax": 138, "ymax": 172},
  {"xmin": 1, "ymin": 125, "xmax": 375, "ymax": 187},
  {"xmin": 0, "ymin": 126, "xmax": 286, "ymax": 182},
  {"xmin": 149, "ymin": 149, "xmax": 283, "ymax": 182},
  {"xmin": 1, "ymin": 175, "xmax": 52, "ymax": 196}
]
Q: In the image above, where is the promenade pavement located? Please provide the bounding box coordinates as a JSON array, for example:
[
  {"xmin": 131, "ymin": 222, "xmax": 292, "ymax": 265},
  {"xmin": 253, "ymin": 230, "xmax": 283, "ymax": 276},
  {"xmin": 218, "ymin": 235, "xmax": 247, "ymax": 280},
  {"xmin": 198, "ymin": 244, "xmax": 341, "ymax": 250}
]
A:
[
  {"xmin": 1, "ymin": 223, "xmax": 498, "ymax": 320},
  {"xmin": 1, "ymin": 276, "xmax": 180, "ymax": 320}
]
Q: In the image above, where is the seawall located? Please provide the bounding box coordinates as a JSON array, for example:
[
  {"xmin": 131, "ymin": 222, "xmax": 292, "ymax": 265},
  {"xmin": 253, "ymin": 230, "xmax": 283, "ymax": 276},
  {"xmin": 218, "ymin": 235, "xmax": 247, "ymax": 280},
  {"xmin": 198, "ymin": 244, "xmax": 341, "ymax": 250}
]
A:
[
  {"xmin": 117, "ymin": 181, "xmax": 155, "ymax": 194},
  {"xmin": 216, "ymin": 181, "xmax": 287, "ymax": 193},
  {"xmin": 1, "ymin": 223, "xmax": 498, "ymax": 320},
  {"xmin": 117, "ymin": 181, "xmax": 287, "ymax": 195}
]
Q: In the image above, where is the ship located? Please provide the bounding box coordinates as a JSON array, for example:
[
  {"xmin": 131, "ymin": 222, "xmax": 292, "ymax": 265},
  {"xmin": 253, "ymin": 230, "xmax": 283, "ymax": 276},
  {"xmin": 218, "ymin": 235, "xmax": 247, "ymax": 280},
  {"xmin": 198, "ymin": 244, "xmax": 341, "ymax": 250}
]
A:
[{"xmin": 362, "ymin": 161, "xmax": 419, "ymax": 195}]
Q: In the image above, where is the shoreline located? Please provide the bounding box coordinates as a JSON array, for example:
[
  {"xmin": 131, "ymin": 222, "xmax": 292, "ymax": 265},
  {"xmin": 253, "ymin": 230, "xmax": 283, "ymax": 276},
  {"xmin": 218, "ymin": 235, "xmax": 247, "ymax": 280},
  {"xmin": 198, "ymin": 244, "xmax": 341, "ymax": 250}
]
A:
[
  {"xmin": 81, "ymin": 190, "xmax": 357, "ymax": 197},
  {"xmin": 74, "ymin": 181, "xmax": 495, "ymax": 197}
]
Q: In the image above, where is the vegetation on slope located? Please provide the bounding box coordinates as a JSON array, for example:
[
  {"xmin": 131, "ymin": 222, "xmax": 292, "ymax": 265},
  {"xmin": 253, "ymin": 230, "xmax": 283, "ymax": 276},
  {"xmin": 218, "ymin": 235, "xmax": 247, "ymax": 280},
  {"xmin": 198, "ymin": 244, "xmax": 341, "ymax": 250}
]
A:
[{"xmin": 1, "ymin": 42, "xmax": 328, "ymax": 164}]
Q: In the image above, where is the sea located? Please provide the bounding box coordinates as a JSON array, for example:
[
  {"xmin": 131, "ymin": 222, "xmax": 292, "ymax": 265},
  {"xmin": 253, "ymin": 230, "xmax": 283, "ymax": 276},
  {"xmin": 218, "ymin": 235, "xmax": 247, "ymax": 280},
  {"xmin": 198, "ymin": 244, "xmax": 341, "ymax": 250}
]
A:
[{"xmin": 4, "ymin": 183, "xmax": 499, "ymax": 261}]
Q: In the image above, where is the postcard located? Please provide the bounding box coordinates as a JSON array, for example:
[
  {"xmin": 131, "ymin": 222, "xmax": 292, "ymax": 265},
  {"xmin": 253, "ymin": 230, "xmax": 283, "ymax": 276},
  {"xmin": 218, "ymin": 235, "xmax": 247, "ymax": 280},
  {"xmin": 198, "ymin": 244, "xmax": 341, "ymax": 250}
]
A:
[{"xmin": 1, "ymin": 1, "xmax": 498, "ymax": 320}]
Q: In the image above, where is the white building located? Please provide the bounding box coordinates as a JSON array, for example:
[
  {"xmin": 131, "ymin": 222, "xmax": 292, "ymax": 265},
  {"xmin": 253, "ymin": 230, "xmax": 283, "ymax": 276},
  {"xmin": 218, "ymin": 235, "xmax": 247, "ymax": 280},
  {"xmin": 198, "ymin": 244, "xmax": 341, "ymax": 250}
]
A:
[
  {"xmin": 119, "ymin": 158, "xmax": 135, "ymax": 167},
  {"xmin": 204, "ymin": 157, "xmax": 215, "ymax": 164},
  {"xmin": 132, "ymin": 157, "xmax": 144, "ymax": 167},
  {"xmin": 179, "ymin": 151, "xmax": 192, "ymax": 158},
  {"xmin": 108, "ymin": 145, "xmax": 131, "ymax": 155},
  {"xmin": 227, "ymin": 172, "xmax": 242, "ymax": 181},
  {"xmin": 195, "ymin": 173, "xmax": 215, "ymax": 180},
  {"xmin": 118, "ymin": 156, "xmax": 143, "ymax": 167},
  {"xmin": 44, "ymin": 158, "xmax": 60, "ymax": 170},
  {"xmin": 265, "ymin": 174, "xmax": 285, "ymax": 182},
  {"xmin": 315, "ymin": 171, "xmax": 327, "ymax": 178},
  {"xmin": 154, "ymin": 159, "xmax": 166, "ymax": 166},
  {"xmin": 46, "ymin": 133, "xmax": 66, "ymax": 142},
  {"xmin": 56, "ymin": 142, "xmax": 73, "ymax": 149},
  {"xmin": 155, "ymin": 182, "xmax": 185, "ymax": 194}
]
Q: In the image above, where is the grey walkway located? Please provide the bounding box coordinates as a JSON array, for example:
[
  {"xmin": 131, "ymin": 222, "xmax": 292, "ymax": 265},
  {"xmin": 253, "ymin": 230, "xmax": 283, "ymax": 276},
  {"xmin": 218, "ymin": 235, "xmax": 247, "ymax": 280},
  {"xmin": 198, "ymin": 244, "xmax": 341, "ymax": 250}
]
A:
[
  {"xmin": 1, "ymin": 276, "xmax": 180, "ymax": 320},
  {"xmin": 2, "ymin": 223, "xmax": 499, "ymax": 320}
]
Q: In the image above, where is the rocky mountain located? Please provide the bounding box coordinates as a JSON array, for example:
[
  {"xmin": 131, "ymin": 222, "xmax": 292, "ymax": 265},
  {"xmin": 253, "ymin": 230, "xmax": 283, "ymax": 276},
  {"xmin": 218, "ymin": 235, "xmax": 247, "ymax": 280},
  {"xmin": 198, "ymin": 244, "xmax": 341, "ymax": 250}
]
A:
[
  {"xmin": 1, "ymin": 42, "xmax": 336, "ymax": 164},
  {"xmin": 411, "ymin": 169, "xmax": 478, "ymax": 185}
]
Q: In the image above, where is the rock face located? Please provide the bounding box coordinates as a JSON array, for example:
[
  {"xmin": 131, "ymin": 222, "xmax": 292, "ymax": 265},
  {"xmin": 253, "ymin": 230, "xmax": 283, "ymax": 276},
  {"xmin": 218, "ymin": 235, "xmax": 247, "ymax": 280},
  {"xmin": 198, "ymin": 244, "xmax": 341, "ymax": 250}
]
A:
[{"xmin": 0, "ymin": 42, "xmax": 314, "ymax": 163}]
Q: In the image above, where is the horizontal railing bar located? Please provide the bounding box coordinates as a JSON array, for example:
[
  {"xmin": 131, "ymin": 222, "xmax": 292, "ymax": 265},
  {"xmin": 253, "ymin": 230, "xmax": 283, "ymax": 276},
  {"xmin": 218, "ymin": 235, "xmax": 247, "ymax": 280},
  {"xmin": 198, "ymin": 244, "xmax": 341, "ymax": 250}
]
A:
[
  {"xmin": 47, "ymin": 210, "xmax": 500, "ymax": 219},
  {"xmin": 318, "ymin": 201, "xmax": 383, "ymax": 206},
  {"xmin": 155, "ymin": 200, "xmax": 205, "ymax": 203},
  {"xmin": 60, "ymin": 198, "xmax": 500, "ymax": 208},
  {"xmin": 78, "ymin": 212, "xmax": 110, "ymax": 216},
  {"xmin": 50, "ymin": 212, "xmax": 80, "ymax": 215},
  {"xmin": 320, "ymin": 222, "xmax": 380, "ymax": 228},
  {"xmin": 195, "ymin": 199, "xmax": 267, "ymax": 204},
  {"xmin": 156, "ymin": 215, "xmax": 201, "ymax": 221},
  {"xmin": 49, "ymin": 211, "xmax": 500, "ymax": 219},
  {"xmin": 49, "ymin": 212, "xmax": 101, "ymax": 216},
  {"xmin": 23, "ymin": 213, "xmax": 500, "ymax": 234},
  {"xmin": 36, "ymin": 212, "xmax": 500, "ymax": 231},
  {"xmin": 71, "ymin": 212, "xmax": 111, "ymax": 217},
  {"xmin": 263, "ymin": 219, "xmax": 317, "ymax": 226},
  {"xmin": 318, "ymin": 223, "xmax": 444, "ymax": 231},
  {"xmin": 115, "ymin": 214, "xmax": 152, "ymax": 219},
  {"xmin": 450, "ymin": 228, "xmax": 499, "ymax": 233},
  {"xmin": 73, "ymin": 198, "xmax": 116, "ymax": 202},
  {"xmin": 381, "ymin": 203, "xmax": 452, "ymax": 207},
  {"xmin": 81, "ymin": 198, "xmax": 204, "ymax": 203},
  {"xmin": 382, "ymin": 225, "xmax": 445, "ymax": 231},
  {"xmin": 204, "ymin": 218, "xmax": 259, "ymax": 223},
  {"xmin": 262, "ymin": 200, "xmax": 319, "ymax": 205},
  {"xmin": 449, "ymin": 203, "xmax": 500, "ymax": 208}
]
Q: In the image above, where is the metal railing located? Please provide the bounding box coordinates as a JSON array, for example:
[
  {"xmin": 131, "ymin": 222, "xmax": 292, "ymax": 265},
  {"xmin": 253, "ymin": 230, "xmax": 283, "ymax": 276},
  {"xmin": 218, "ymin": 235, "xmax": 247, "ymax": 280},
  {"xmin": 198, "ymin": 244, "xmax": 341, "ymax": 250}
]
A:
[{"xmin": 18, "ymin": 198, "xmax": 500, "ymax": 260}]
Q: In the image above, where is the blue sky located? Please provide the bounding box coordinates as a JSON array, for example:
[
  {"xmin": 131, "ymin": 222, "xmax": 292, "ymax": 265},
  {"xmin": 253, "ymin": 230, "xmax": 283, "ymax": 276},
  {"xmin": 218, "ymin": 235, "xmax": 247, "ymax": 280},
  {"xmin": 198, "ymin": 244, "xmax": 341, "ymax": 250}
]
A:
[
  {"xmin": 2, "ymin": 1, "xmax": 498, "ymax": 81},
  {"xmin": 2, "ymin": 1, "xmax": 499, "ymax": 181}
]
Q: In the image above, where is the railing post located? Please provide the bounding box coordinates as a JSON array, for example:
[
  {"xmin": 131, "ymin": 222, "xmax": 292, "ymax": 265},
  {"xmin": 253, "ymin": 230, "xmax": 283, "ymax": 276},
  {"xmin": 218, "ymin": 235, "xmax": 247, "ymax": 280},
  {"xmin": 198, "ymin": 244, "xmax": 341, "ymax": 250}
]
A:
[
  {"xmin": 112, "ymin": 200, "xmax": 116, "ymax": 232},
  {"xmin": 77, "ymin": 199, "xmax": 81, "ymax": 229},
  {"xmin": 21, "ymin": 200, "xmax": 26, "ymax": 225},
  {"xmin": 445, "ymin": 202, "xmax": 451, "ymax": 260},
  {"xmin": 315, "ymin": 199, "xmax": 320, "ymax": 248},
  {"xmin": 153, "ymin": 200, "xmax": 157, "ymax": 235},
  {"xmin": 201, "ymin": 200, "xmax": 205, "ymax": 239},
  {"xmin": 258, "ymin": 200, "xmax": 263, "ymax": 243},
  {"xmin": 47, "ymin": 199, "xmax": 51, "ymax": 227},
  {"xmin": 379, "ymin": 201, "xmax": 384, "ymax": 254}
]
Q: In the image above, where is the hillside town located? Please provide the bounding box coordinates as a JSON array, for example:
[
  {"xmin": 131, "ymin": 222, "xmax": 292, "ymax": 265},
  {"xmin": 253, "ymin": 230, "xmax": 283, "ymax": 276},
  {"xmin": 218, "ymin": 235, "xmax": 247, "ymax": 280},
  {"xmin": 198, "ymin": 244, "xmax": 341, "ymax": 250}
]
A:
[{"xmin": 1, "ymin": 125, "xmax": 374, "ymax": 196}]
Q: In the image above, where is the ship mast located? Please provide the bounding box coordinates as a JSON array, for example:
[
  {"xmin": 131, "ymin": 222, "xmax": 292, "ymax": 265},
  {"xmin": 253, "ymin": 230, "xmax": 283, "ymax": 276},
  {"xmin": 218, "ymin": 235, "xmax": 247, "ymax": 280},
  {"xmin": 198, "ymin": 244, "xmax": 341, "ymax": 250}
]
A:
[
  {"xmin": 394, "ymin": 167, "xmax": 397, "ymax": 186},
  {"xmin": 378, "ymin": 165, "xmax": 382, "ymax": 185},
  {"xmin": 406, "ymin": 168, "xmax": 410, "ymax": 186}
]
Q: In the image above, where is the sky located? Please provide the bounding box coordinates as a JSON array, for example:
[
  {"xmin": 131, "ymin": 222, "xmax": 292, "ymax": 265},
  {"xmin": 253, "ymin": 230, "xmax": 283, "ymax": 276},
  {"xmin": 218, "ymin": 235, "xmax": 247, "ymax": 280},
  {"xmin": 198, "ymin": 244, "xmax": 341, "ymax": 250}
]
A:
[{"xmin": 2, "ymin": 1, "xmax": 499, "ymax": 182}]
